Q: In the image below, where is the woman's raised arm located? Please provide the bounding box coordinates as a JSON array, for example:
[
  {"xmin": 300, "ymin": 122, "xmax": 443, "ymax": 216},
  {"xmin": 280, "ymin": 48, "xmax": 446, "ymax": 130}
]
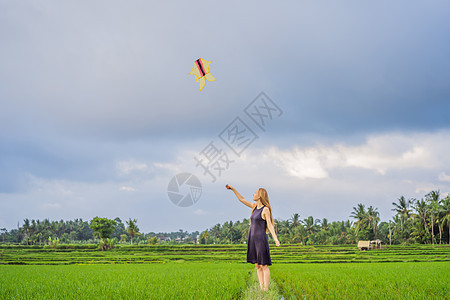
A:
[{"xmin": 226, "ymin": 185, "xmax": 255, "ymax": 209}]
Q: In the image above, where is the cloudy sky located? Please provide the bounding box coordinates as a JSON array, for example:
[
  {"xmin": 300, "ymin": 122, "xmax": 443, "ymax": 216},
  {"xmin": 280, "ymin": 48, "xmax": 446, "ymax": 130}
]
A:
[{"xmin": 1, "ymin": 1, "xmax": 450, "ymax": 233}]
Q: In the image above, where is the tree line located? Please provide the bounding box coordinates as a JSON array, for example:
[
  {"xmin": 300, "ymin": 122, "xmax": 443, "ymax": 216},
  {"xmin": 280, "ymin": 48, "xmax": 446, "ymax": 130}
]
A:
[
  {"xmin": 1, "ymin": 190, "xmax": 449, "ymax": 247},
  {"xmin": 0, "ymin": 216, "xmax": 199, "ymax": 247}
]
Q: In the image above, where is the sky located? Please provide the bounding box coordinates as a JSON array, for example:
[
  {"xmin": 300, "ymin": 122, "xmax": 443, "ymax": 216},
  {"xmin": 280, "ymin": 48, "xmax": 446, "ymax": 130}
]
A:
[{"xmin": 1, "ymin": 0, "xmax": 450, "ymax": 233}]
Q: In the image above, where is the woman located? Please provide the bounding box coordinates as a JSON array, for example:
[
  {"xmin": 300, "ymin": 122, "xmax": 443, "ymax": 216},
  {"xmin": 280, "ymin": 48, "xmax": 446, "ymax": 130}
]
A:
[{"xmin": 226, "ymin": 185, "xmax": 280, "ymax": 291}]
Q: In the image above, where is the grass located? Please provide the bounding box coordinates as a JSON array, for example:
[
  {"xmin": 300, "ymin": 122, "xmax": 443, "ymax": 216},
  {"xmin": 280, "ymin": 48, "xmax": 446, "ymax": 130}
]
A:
[
  {"xmin": 0, "ymin": 244, "xmax": 449, "ymax": 299},
  {"xmin": 271, "ymin": 262, "xmax": 450, "ymax": 299},
  {"xmin": 1, "ymin": 244, "xmax": 448, "ymax": 265},
  {"xmin": 0, "ymin": 262, "xmax": 251, "ymax": 299},
  {"xmin": 242, "ymin": 267, "xmax": 284, "ymax": 300}
]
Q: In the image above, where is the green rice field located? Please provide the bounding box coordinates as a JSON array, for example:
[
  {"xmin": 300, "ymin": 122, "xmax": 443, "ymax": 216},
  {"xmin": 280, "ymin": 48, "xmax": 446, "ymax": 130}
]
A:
[
  {"xmin": 0, "ymin": 244, "xmax": 449, "ymax": 299},
  {"xmin": 1, "ymin": 244, "xmax": 448, "ymax": 265},
  {"xmin": 0, "ymin": 263, "xmax": 250, "ymax": 299},
  {"xmin": 271, "ymin": 262, "xmax": 449, "ymax": 299}
]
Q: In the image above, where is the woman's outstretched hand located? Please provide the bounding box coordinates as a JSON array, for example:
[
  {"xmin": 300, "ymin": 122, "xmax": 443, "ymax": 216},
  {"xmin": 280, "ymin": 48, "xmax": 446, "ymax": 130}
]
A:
[
  {"xmin": 226, "ymin": 185, "xmax": 253, "ymax": 208},
  {"xmin": 275, "ymin": 240, "xmax": 281, "ymax": 247}
]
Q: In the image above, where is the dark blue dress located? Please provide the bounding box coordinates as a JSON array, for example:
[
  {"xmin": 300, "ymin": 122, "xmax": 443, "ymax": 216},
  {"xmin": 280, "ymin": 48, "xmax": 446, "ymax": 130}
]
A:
[{"xmin": 247, "ymin": 205, "xmax": 272, "ymax": 266}]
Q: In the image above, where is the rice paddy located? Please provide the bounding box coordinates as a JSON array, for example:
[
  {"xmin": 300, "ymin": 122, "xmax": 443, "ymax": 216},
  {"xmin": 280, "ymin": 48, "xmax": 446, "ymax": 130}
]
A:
[
  {"xmin": 271, "ymin": 262, "xmax": 449, "ymax": 299},
  {"xmin": 0, "ymin": 244, "xmax": 449, "ymax": 299}
]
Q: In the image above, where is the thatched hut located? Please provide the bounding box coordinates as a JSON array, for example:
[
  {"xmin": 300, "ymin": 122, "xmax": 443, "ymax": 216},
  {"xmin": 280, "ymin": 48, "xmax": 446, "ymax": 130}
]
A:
[
  {"xmin": 358, "ymin": 239, "xmax": 383, "ymax": 250},
  {"xmin": 357, "ymin": 240, "xmax": 370, "ymax": 250}
]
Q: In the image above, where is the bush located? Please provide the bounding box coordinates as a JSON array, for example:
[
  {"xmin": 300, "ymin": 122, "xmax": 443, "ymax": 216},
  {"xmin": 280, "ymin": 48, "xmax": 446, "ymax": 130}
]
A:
[{"xmin": 98, "ymin": 238, "xmax": 117, "ymax": 251}]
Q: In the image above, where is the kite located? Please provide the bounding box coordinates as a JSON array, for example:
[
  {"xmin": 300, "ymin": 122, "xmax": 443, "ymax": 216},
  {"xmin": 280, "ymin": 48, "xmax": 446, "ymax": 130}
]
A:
[{"xmin": 189, "ymin": 58, "xmax": 216, "ymax": 91}]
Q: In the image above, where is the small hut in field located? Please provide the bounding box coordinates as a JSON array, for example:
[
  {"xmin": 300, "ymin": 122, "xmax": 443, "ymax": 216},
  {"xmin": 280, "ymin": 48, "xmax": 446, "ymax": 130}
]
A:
[
  {"xmin": 370, "ymin": 239, "xmax": 382, "ymax": 249},
  {"xmin": 357, "ymin": 240, "xmax": 371, "ymax": 250},
  {"xmin": 357, "ymin": 239, "xmax": 383, "ymax": 250}
]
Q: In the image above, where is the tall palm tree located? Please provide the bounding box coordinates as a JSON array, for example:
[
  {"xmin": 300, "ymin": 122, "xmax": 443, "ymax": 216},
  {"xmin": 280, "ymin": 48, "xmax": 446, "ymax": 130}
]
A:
[
  {"xmin": 350, "ymin": 203, "xmax": 368, "ymax": 236},
  {"xmin": 302, "ymin": 216, "xmax": 319, "ymax": 240},
  {"xmin": 294, "ymin": 225, "xmax": 308, "ymax": 245},
  {"xmin": 392, "ymin": 215, "xmax": 402, "ymax": 242},
  {"xmin": 237, "ymin": 219, "xmax": 250, "ymax": 243},
  {"xmin": 290, "ymin": 213, "xmax": 301, "ymax": 230},
  {"xmin": 436, "ymin": 213, "xmax": 444, "ymax": 244},
  {"xmin": 0, "ymin": 228, "xmax": 7, "ymax": 243},
  {"xmin": 426, "ymin": 190, "xmax": 440, "ymax": 245},
  {"xmin": 21, "ymin": 219, "xmax": 31, "ymax": 245},
  {"xmin": 126, "ymin": 218, "xmax": 140, "ymax": 245},
  {"xmin": 367, "ymin": 206, "xmax": 380, "ymax": 238},
  {"xmin": 224, "ymin": 221, "xmax": 235, "ymax": 243},
  {"xmin": 441, "ymin": 196, "xmax": 450, "ymax": 244},
  {"xmin": 211, "ymin": 223, "xmax": 222, "ymax": 243},
  {"xmin": 278, "ymin": 220, "xmax": 291, "ymax": 236},
  {"xmin": 414, "ymin": 199, "xmax": 429, "ymax": 234},
  {"xmin": 410, "ymin": 219, "xmax": 426, "ymax": 243},
  {"xmin": 392, "ymin": 196, "xmax": 412, "ymax": 232},
  {"xmin": 321, "ymin": 218, "xmax": 329, "ymax": 231}
]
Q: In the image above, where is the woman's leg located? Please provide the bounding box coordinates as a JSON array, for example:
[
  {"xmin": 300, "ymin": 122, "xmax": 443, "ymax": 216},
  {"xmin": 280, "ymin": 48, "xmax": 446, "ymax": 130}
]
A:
[
  {"xmin": 261, "ymin": 265, "xmax": 270, "ymax": 291},
  {"xmin": 255, "ymin": 263, "xmax": 264, "ymax": 290}
]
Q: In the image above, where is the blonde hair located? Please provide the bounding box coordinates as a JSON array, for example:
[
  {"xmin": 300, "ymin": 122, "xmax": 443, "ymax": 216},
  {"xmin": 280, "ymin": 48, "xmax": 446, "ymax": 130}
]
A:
[{"xmin": 250, "ymin": 188, "xmax": 274, "ymax": 234}]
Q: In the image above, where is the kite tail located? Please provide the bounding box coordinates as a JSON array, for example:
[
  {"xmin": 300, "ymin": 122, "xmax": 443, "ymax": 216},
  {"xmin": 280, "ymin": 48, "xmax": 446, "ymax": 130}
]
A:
[
  {"xmin": 205, "ymin": 73, "xmax": 216, "ymax": 81},
  {"xmin": 198, "ymin": 77, "xmax": 206, "ymax": 91}
]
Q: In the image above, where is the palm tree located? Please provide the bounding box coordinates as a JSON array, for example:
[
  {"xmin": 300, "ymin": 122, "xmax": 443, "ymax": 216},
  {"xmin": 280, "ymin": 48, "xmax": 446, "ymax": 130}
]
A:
[
  {"xmin": 236, "ymin": 219, "xmax": 249, "ymax": 243},
  {"xmin": 302, "ymin": 216, "xmax": 319, "ymax": 243},
  {"xmin": 436, "ymin": 214, "xmax": 444, "ymax": 244},
  {"xmin": 294, "ymin": 225, "xmax": 308, "ymax": 245},
  {"xmin": 343, "ymin": 220, "xmax": 355, "ymax": 244},
  {"xmin": 42, "ymin": 219, "xmax": 52, "ymax": 243},
  {"xmin": 321, "ymin": 218, "xmax": 329, "ymax": 231},
  {"xmin": 391, "ymin": 215, "xmax": 402, "ymax": 243},
  {"xmin": 410, "ymin": 219, "xmax": 426, "ymax": 243},
  {"xmin": 126, "ymin": 218, "xmax": 140, "ymax": 245},
  {"xmin": 392, "ymin": 196, "xmax": 412, "ymax": 232},
  {"xmin": 223, "ymin": 221, "xmax": 235, "ymax": 243},
  {"xmin": 290, "ymin": 213, "xmax": 301, "ymax": 230},
  {"xmin": 210, "ymin": 224, "xmax": 222, "ymax": 243},
  {"xmin": 350, "ymin": 203, "xmax": 368, "ymax": 236},
  {"xmin": 21, "ymin": 219, "xmax": 31, "ymax": 245},
  {"xmin": 367, "ymin": 206, "xmax": 380, "ymax": 238},
  {"xmin": 426, "ymin": 190, "xmax": 440, "ymax": 245},
  {"xmin": 1, "ymin": 228, "xmax": 7, "ymax": 243},
  {"xmin": 275, "ymin": 220, "xmax": 291, "ymax": 243},
  {"xmin": 413, "ymin": 198, "xmax": 430, "ymax": 238},
  {"xmin": 441, "ymin": 195, "xmax": 450, "ymax": 244},
  {"xmin": 278, "ymin": 220, "xmax": 291, "ymax": 235}
]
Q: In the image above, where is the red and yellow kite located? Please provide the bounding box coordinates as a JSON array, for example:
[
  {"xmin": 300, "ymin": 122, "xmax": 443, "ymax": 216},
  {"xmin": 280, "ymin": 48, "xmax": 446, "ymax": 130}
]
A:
[{"xmin": 189, "ymin": 58, "xmax": 216, "ymax": 91}]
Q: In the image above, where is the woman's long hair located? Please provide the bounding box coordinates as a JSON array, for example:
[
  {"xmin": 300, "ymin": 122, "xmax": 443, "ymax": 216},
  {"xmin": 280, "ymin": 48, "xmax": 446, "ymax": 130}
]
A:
[{"xmin": 250, "ymin": 188, "xmax": 274, "ymax": 234}]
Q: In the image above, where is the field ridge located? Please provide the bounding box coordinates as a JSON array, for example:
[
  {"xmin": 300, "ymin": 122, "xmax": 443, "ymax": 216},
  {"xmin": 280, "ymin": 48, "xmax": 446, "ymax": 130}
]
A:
[{"xmin": 1, "ymin": 244, "xmax": 449, "ymax": 265}]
